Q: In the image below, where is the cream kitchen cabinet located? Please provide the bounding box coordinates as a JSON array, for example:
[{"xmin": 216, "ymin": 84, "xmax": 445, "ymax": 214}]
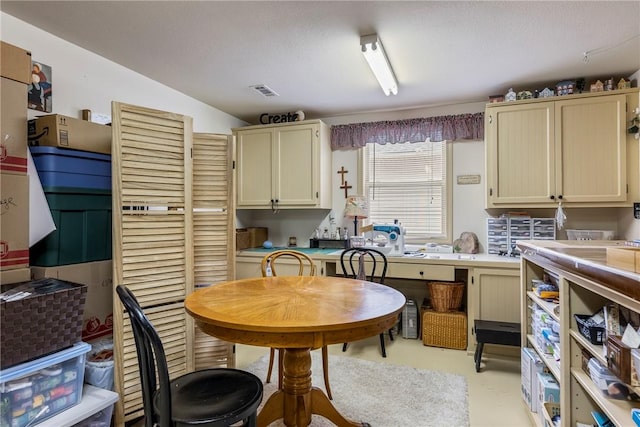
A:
[
  {"xmin": 468, "ymin": 267, "xmax": 521, "ymax": 355},
  {"xmin": 485, "ymin": 89, "xmax": 638, "ymax": 208},
  {"xmin": 470, "ymin": 267, "xmax": 521, "ymax": 324},
  {"xmin": 234, "ymin": 120, "xmax": 332, "ymax": 210}
]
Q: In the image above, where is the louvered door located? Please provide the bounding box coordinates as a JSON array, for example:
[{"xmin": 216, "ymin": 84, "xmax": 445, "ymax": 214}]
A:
[
  {"xmin": 192, "ymin": 133, "xmax": 235, "ymax": 369},
  {"xmin": 111, "ymin": 102, "xmax": 194, "ymax": 426}
]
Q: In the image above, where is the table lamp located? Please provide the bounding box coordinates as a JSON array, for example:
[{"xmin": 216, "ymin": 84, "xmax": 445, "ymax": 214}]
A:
[{"xmin": 344, "ymin": 195, "xmax": 368, "ymax": 236}]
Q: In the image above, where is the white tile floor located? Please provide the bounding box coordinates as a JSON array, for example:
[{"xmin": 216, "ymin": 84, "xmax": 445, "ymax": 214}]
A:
[{"xmin": 235, "ymin": 336, "xmax": 533, "ymax": 427}]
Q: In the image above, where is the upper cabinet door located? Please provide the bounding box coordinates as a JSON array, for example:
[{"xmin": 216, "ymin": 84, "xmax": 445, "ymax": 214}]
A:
[
  {"xmin": 555, "ymin": 95, "xmax": 626, "ymax": 203},
  {"xmin": 236, "ymin": 128, "xmax": 274, "ymax": 207},
  {"xmin": 486, "ymin": 102, "xmax": 555, "ymax": 206},
  {"xmin": 274, "ymin": 123, "xmax": 318, "ymax": 206}
]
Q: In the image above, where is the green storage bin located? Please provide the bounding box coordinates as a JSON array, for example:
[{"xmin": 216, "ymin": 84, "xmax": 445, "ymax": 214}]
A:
[{"xmin": 30, "ymin": 188, "xmax": 112, "ymax": 266}]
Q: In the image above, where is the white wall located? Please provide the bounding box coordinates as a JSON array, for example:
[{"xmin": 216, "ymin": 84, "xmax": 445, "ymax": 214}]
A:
[{"xmin": 1, "ymin": 13, "xmax": 247, "ymax": 133}]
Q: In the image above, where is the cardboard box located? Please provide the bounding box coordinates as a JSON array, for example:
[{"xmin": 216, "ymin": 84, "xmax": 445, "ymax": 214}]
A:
[
  {"xmin": 236, "ymin": 229, "xmax": 251, "ymax": 249},
  {"xmin": 28, "ymin": 114, "xmax": 112, "ymax": 155},
  {"xmin": 236, "ymin": 227, "xmax": 268, "ymax": 249},
  {"xmin": 0, "ymin": 174, "xmax": 29, "ymax": 270},
  {"xmin": 0, "ymin": 77, "xmax": 28, "ymax": 174},
  {"xmin": 521, "ymin": 347, "xmax": 544, "ymax": 413},
  {"xmin": 0, "ymin": 267, "xmax": 30, "ymax": 285},
  {"xmin": 606, "ymin": 247, "xmax": 640, "ymax": 273},
  {"xmin": 0, "ymin": 41, "xmax": 31, "ymax": 84},
  {"xmin": 537, "ymin": 372, "xmax": 560, "ymax": 427},
  {"xmin": 31, "ymin": 260, "xmax": 113, "ymax": 342}
]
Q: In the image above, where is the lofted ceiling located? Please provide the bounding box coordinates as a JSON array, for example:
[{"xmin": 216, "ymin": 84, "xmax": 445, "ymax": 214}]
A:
[{"xmin": 1, "ymin": 1, "xmax": 639, "ymax": 124}]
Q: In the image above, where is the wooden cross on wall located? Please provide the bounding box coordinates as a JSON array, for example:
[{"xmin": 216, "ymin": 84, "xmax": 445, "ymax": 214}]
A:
[
  {"xmin": 340, "ymin": 181, "xmax": 352, "ymax": 198},
  {"xmin": 337, "ymin": 166, "xmax": 352, "ymax": 198}
]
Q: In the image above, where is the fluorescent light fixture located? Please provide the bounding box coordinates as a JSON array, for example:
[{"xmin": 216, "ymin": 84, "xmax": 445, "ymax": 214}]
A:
[{"xmin": 360, "ymin": 34, "xmax": 398, "ymax": 96}]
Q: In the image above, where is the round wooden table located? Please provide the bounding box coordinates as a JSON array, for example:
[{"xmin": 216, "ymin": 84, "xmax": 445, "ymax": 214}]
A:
[{"xmin": 185, "ymin": 275, "xmax": 406, "ymax": 427}]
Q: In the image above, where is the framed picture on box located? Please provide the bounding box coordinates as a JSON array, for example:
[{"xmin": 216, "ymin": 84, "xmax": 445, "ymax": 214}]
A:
[{"xmin": 28, "ymin": 60, "xmax": 52, "ymax": 112}]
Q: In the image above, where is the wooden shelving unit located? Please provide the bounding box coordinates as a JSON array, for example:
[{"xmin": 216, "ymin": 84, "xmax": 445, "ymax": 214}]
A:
[{"xmin": 520, "ymin": 242, "xmax": 640, "ymax": 427}]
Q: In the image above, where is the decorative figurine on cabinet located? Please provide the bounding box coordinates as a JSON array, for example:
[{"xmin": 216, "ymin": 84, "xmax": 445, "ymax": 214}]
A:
[
  {"xmin": 604, "ymin": 78, "xmax": 615, "ymax": 91},
  {"xmin": 590, "ymin": 80, "xmax": 604, "ymax": 92},
  {"xmin": 618, "ymin": 78, "xmax": 631, "ymax": 90},
  {"xmin": 505, "ymin": 88, "xmax": 517, "ymax": 102},
  {"xmin": 517, "ymin": 90, "xmax": 533, "ymax": 100},
  {"xmin": 556, "ymin": 80, "xmax": 576, "ymax": 96},
  {"xmin": 539, "ymin": 87, "xmax": 555, "ymax": 98}
]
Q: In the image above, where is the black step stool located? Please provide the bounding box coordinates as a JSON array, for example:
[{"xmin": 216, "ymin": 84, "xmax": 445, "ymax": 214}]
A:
[{"xmin": 473, "ymin": 319, "xmax": 521, "ymax": 372}]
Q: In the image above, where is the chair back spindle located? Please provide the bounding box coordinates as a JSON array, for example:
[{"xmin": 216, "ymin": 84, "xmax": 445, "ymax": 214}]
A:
[{"xmin": 340, "ymin": 247, "xmax": 388, "ymax": 284}]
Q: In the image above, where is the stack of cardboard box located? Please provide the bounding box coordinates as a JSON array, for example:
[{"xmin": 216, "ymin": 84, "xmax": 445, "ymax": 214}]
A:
[
  {"xmin": 0, "ymin": 41, "xmax": 114, "ymax": 343},
  {"xmin": 1, "ymin": 41, "xmax": 32, "ymax": 285},
  {"xmin": 28, "ymin": 116, "xmax": 114, "ymax": 342}
]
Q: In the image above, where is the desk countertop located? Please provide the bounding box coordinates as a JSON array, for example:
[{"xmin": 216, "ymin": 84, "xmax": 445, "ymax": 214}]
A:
[
  {"xmin": 517, "ymin": 240, "xmax": 640, "ymax": 299},
  {"xmin": 238, "ymin": 247, "xmax": 520, "ymax": 268}
]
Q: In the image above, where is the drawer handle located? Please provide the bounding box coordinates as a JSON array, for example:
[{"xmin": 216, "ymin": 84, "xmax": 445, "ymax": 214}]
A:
[{"xmin": 419, "ymin": 271, "xmax": 424, "ymax": 276}]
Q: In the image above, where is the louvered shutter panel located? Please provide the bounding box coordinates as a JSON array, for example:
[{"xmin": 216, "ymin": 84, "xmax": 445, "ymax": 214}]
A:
[
  {"xmin": 111, "ymin": 102, "xmax": 194, "ymax": 425},
  {"xmin": 192, "ymin": 133, "xmax": 235, "ymax": 369}
]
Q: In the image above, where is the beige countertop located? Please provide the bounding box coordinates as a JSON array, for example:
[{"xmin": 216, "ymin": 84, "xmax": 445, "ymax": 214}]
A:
[
  {"xmin": 516, "ymin": 240, "xmax": 640, "ymax": 294},
  {"xmin": 237, "ymin": 247, "xmax": 520, "ymax": 269}
]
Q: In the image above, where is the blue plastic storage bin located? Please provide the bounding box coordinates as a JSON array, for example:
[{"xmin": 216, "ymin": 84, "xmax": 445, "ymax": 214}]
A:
[
  {"xmin": 0, "ymin": 342, "xmax": 91, "ymax": 427},
  {"xmin": 29, "ymin": 146, "xmax": 111, "ymax": 191}
]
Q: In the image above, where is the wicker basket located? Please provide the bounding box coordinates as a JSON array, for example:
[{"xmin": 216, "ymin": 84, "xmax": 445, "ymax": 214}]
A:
[
  {"xmin": 428, "ymin": 281, "xmax": 464, "ymax": 312},
  {"xmin": 422, "ymin": 309, "xmax": 467, "ymax": 350},
  {"xmin": 0, "ymin": 278, "xmax": 87, "ymax": 369}
]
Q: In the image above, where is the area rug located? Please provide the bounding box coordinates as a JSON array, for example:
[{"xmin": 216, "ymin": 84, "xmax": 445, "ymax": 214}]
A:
[{"xmin": 243, "ymin": 352, "xmax": 470, "ymax": 426}]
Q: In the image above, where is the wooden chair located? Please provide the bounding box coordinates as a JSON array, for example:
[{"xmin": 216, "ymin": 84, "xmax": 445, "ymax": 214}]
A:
[
  {"xmin": 116, "ymin": 285, "xmax": 263, "ymax": 427},
  {"xmin": 340, "ymin": 247, "xmax": 395, "ymax": 357},
  {"xmin": 260, "ymin": 250, "xmax": 333, "ymax": 400}
]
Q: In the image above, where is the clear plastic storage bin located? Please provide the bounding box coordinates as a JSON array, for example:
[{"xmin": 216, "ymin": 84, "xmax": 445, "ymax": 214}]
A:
[
  {"xmin": 0, "ymin": 342, "xmax": 90, "ymax": 427},
  {"xmin": 566, "ymin": 229, "xmax": 615, "ymax": 240}
]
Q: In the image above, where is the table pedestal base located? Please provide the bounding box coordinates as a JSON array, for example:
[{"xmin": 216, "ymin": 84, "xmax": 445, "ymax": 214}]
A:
[{"xmin": 257, "ymin": 348, "xmax": 369, "ymax": 427}]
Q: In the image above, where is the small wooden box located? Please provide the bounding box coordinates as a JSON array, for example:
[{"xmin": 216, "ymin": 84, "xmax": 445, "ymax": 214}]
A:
[
  {"xmin": 235, "ymin": 227, "xmax": 268, "ymax": 249},
  {"xmin": 606, "ymin": 247, "xmax": 640, "ymax": 273},
  {"xmin": 606, "ymin": 335, "xmax": 632, "ymax": 384},
  {"xmin": 422, "ymin": 309, "xmax": 467, "ymax": 350}
]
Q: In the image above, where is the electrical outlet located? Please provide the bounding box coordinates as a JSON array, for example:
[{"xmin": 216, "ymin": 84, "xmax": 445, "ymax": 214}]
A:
[{"xmin": 635, "ymin": 202, "xmax": 640, "ymax": 219}]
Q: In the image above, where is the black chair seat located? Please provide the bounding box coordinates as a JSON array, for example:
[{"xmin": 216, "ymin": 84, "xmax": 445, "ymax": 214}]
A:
[{"xmin": 162, "ymin": 369, "xmax": 263, "ymax": 426}]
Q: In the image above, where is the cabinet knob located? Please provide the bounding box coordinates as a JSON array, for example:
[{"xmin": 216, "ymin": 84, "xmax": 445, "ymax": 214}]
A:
[
  {"xmin": 557, "ymin": 195, "xmax": 563, "ymax": 200},
  {"xmin": 419, "ymin": 271, "xmax": 424, "ymax": 276},
  {"xmin": 550, "ymin": 195, "xmax": 555, "ymax": 200}
]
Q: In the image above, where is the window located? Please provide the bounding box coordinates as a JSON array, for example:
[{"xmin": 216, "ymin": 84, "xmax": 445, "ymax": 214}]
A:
[{"xmin": 361, "ymin": 140, "xmax": 452, "ymax": 244}]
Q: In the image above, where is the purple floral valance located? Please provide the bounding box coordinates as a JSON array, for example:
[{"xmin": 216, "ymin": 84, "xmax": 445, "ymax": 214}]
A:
[{"xmin": 330, "ymin": 112, "xmax": 484, "ymax": 151}]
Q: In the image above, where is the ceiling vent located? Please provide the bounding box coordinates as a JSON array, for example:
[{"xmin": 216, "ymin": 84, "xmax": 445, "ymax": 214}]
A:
[{"xmin": 250, "ymin": 84, "xmax": 279, "ymax": 97}]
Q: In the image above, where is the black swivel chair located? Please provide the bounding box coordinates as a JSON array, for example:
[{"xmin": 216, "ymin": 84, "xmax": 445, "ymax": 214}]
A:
[
  {"xmin": 340, "ymin": 247, "xmax": 395, "ymax": 357},
  {"xmin": 116, "ymin": 285, "xmax": 263, "ymax": 427}
]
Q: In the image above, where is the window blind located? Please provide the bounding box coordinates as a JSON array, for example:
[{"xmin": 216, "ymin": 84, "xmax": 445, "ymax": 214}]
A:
[{"xmin": 364, "ymin": 140, "xmax": 448, "ymax": 242}]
